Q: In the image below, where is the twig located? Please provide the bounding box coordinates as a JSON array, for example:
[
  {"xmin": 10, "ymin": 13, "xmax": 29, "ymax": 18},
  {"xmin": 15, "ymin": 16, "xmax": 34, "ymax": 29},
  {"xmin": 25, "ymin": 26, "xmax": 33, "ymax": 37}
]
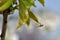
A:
[{"xmin": 1, "ymin": 11, "xmax": 8, "ymax": 40}]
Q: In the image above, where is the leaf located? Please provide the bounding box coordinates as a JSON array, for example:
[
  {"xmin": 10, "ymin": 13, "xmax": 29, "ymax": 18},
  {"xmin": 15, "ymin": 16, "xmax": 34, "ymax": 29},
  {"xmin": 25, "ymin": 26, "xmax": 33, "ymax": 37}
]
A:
[
  {"xmin": 0, "ymin": 0, "xmax": 8, "ymax": 6},
  {"xmin": 26, "ymin": 17, "xmax": 30, "ymax": 27},
  {"xmin": 16, "ymin": 17, "xmax": 23, "ymax": 29},
  {"xmin": 20, "ymin": 10, "xmax": 28, "ymax": 23},
  {"xmin": 38, "ymin": 0, "xmax": 44, "ymax": 6},
  {"xmin": 17, "ymin": 0, "xmax": 29, "ymax": 29},
  {"xmin": 0, "ymin": 0, "xmax": 13, "ymax": 12},
  {"xmin": 17, "ymin": 0, "xmax": 45, "ymax": 29},
  {"xmin": 28, "ymin": 10, "xmax": 39, "ymax": 23},
  {"xmin": 22, "ymin": 0, "xmax": 35, "ymax": 9},
  {"xmin": 19, "ymin": 0, "xmax": 28, "ymax": 22}
]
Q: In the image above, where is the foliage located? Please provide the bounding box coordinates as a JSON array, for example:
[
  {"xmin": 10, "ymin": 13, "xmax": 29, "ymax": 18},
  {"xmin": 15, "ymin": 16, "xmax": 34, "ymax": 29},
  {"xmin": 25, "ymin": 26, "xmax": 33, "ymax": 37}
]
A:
[
  {"xmin": 0, "ymin": 0, "xmax": 45, "ymax": 29},
  {"xmin": 0, "ymin": 0, "xmax": 13, "ymax": 12},
  {"xmin": 17, "ymin": 0, "xmax": 45, "ymax": 29}
]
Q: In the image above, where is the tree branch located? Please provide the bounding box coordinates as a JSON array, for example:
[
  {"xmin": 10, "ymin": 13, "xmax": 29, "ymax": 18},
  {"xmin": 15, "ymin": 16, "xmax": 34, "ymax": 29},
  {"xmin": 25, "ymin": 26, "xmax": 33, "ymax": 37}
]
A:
[{"xmin": 1, "ymin": 11, "xmax": 8, "ymax": 40}]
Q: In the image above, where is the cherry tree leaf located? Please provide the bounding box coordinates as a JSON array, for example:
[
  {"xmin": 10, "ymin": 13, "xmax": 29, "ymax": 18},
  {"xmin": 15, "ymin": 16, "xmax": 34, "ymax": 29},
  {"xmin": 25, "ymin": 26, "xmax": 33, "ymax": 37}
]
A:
[
  {"xmin": 16, "ymin": 17, "xmax": 23, "ymax": 29},
  {"xmin": 26, "ymin": 17, "xmax": 30, "ymax": 27},
  {"xmin": 21, "ymin": 0, "xmax": 35, "ymax": 9},
  {"xmin": 17, "ymin": 0, "xmax": 35, "ymax": 29},
  {"xmin": 17, "ymin": 0, "xmax": 29, "ymax": 29},
  {"xmin": 28, "ymin": 10, "xmax": 39, "ymax": 23},
  {"xmin": 0, "ymin": 0, "xmax": 13, "ymax": 12},
  {"xmin": 17, "ymin": 0, "xmax": 44, "ymax": 29},
  {"xmin": 38, "ymin": 0, "xmax": 44, "ymax": 6},
  {"xmin": 0, "ymin": 0, "xmax": 8, "ymax": 6}
]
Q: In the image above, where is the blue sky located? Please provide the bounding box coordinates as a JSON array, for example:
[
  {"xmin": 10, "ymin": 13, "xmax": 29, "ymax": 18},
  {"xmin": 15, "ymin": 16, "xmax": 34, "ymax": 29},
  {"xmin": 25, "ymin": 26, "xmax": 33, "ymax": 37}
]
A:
[
  {"xmin": 34, "ymin": 0, "xmax": 60, "ymax": 37},
  {"xmin": 35, "ymin": 0, "xmax": 60, "ymax": 13},
  {"xmin": 45, "ymin": 0, "xmax": 60, "ymax": 13}
]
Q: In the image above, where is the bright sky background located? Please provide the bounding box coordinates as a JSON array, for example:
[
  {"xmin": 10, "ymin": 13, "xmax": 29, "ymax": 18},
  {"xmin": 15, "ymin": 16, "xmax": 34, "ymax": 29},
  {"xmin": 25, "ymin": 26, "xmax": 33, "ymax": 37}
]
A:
[
  {"xmin": 35, "ymin": 0, "xmax": 60, "ymax": 37},
  {"xmin": 35, "ymin": 0, "xmax": 60, "ymax": 14},
  {"xmin": 45, "ymin": 0, "xmax": 60, "ymax": 13}
]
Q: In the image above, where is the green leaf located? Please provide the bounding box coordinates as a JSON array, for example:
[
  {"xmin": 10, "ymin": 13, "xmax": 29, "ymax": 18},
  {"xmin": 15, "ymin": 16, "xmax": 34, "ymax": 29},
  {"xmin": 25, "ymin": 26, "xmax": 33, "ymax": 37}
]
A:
[
  {"xmin": 0, "ymin": 0, "xmax": 8, "ymax": 6},
  {"xmin": 22, "ymin": 0, "xmax": 35, "ymax": 9},
  {"xmin": 28, "ymin": 10, "xmax": 39, "ymax": 23},
  {"xmin": 17, "ymin": 0, "xmax": 45, "ymax": 29},
  {"xmin": 16, "ymin": 17, "xmax": 23, "ymax": 29},
  {"xmin": 0, "ymin": 0, "xmax": 13, "ymax": 12},
  {"xmin": 26, "ymin": 17, "xmax": 30, "ymax": 27},
  {"xmin": 17, "ymin": 0, "xmax": 29, "ymax": 29},
  {"xmin": 20, "ymin": 10, "xmax": 28, "ymax": 23},
  {"xmin": 19, "ymin": 0, "xmax": 28, "ymax": 22},
  {"xmin": 38, "ymin": 0, "xmax": 44, "ymax": 6}
]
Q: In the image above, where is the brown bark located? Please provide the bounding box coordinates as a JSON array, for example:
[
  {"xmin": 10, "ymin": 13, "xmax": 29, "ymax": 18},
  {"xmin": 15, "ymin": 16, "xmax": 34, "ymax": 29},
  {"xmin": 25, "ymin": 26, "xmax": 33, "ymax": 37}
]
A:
[{"xmin": 1, "ymin": 12, "xmax": 8, "ymax": 40}]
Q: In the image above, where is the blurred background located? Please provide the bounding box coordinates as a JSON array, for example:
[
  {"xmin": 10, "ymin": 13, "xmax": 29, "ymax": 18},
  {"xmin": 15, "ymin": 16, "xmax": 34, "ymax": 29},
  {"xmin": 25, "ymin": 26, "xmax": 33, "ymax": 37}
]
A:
[{"xmin": 0, "ymin": 0, "xmax": 60, "ymax": 40}]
